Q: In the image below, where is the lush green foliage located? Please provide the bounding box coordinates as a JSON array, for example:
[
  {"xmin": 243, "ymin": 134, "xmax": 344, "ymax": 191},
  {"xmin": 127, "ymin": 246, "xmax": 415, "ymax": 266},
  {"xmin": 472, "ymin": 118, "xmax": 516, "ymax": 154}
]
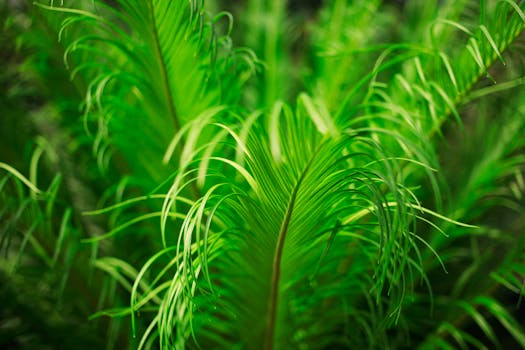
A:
[{"xmin": 2, "ymin": 0, "xmax": 525, "ymax": 349}]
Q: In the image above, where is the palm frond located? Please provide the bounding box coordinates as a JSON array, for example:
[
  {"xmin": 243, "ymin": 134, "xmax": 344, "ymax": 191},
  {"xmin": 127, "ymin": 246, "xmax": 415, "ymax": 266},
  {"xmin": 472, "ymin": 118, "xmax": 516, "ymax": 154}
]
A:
[
  {"xmin": 336, "ymin": 0, "xmax": 525, "ymax": 134},
  {"xmin": 108, "ymin": 97, "xmax": 452, "ymax": 348},
  {"xmin": 36, "ymin": 0, "xmax": 255, "ymax": 186},
  {"xmin": 309, "ymin": 0, "xmax": 387, "ymax": 113}
]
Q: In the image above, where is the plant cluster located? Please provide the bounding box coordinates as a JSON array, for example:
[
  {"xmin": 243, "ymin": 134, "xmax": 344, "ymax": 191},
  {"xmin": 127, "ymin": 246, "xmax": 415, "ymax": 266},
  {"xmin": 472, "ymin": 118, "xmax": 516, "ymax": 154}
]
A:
[{"xmin": 1, "ymin": 0, "xmax": 525, "ymax": 349}]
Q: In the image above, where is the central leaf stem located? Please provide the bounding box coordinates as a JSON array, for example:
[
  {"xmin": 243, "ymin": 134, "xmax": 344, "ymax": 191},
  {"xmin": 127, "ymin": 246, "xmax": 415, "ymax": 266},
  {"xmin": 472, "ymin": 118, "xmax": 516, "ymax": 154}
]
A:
[
  {"xmin": 264, "ymin": 184, "xmax": 300, "ymax": 350},
  {"xmin": 147, "ymin": 2, "xmax": 200, "ymax": 200},
  {"xmin": 148, "ymin": 1, "xmax": 181, "ymax": 133},
  {"xmin": 264, "ymin": 143, "xmax": 324, "ymax": 350}
]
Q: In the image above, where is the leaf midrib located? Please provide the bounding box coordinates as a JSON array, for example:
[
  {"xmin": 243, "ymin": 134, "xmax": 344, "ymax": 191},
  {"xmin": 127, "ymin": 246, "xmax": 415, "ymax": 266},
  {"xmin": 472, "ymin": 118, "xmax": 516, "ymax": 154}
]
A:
[
  {"xmin": 146, "ymin": 2, "xmax": 201, "ymax": 200},
  {"xmin": 263, "ymin": 144, "xmax": 324, "ymax": 350},
  {"xmin": 147, "ymin": 1, "xmax": 181, "ymax": 133}
]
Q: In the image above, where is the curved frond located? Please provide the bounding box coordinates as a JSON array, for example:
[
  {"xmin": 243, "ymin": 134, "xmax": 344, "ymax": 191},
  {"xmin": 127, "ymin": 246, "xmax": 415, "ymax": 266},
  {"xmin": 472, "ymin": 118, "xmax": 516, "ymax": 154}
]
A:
[{"xmin": 36, "ymin": 0, "xmax": 256, "ymax": 186}]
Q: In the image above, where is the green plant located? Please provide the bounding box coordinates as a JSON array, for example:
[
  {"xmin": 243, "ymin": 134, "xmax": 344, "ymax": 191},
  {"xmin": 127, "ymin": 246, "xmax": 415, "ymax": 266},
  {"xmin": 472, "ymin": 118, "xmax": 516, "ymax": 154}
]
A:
[{"xmin": 2, "ymin": 0, "xmax": 525, "ymax": 349}]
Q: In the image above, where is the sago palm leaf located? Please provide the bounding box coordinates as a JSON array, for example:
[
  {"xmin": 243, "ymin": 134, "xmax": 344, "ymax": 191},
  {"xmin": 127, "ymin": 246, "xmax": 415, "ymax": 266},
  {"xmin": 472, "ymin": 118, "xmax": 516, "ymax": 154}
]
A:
[
  {"xmin": 112, "ymin": 95, "xmax": 474, "ymax": 349},
  {"xmin": 36, "ymin": 0, "xmax": 255, "ymax": 187}
]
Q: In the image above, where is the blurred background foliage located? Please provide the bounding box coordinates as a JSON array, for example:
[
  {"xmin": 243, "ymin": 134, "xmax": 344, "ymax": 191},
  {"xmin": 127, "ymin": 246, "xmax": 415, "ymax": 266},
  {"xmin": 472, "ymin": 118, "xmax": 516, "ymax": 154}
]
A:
[{"xmin": 1, "ymin": 0, "xmax": 525, "ymax": 349}]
